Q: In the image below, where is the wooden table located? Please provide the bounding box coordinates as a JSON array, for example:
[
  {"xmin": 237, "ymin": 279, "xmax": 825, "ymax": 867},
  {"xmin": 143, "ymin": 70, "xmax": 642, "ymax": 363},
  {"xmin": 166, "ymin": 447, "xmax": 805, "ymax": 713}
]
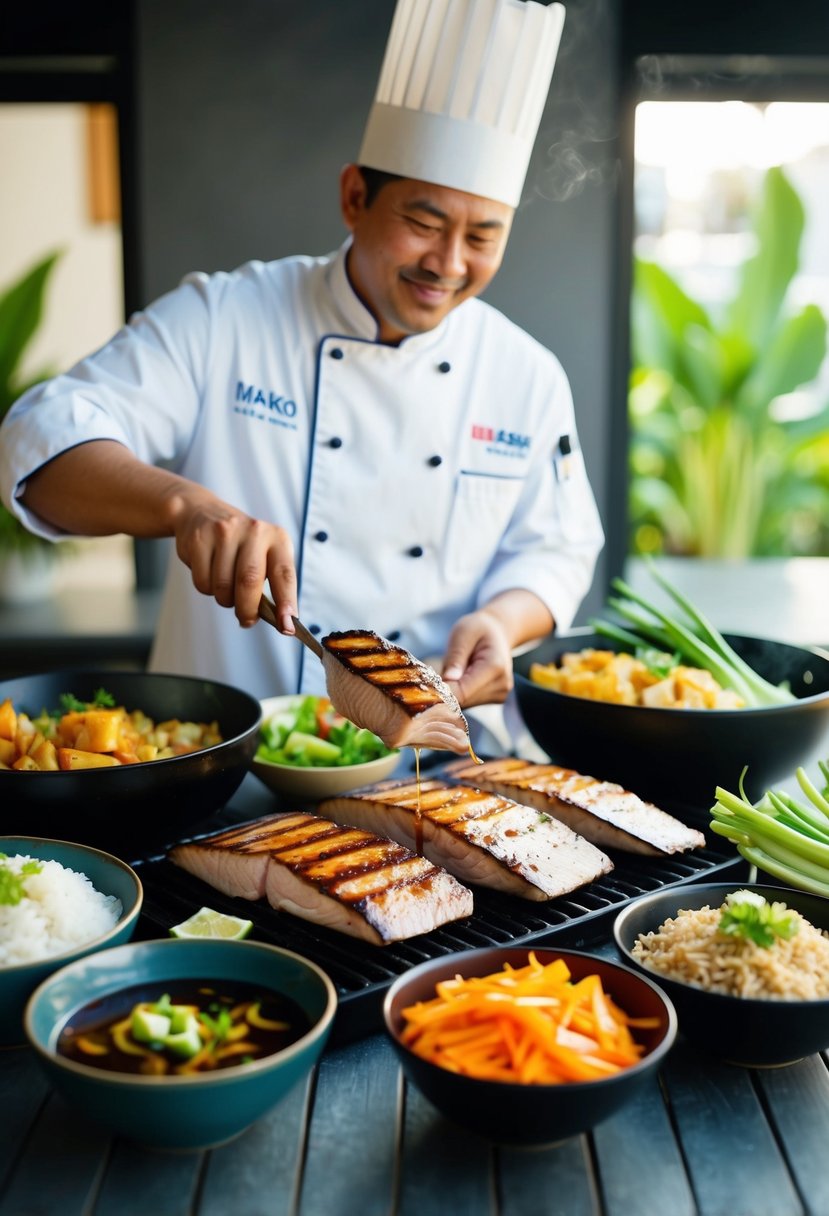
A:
[
  {"xmin": 3, "ymin": 949, "xmax": 829, "ymax": 1216},
  {"xmin": 3, "ymin": 758, "xmax": 828, "ymax": 1216}
]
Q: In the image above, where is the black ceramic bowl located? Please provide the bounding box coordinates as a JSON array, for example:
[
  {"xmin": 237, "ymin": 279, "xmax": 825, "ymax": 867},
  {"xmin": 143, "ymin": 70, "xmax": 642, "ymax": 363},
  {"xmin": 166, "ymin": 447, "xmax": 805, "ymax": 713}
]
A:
[
  {"xmin": 383, "ymin": 946, "xmax": 677, "ymax": 1147},
  {"xmin": 514, "ymin": 631, "xmax": 829, "ymax": 811},
  {"xmin": 0, "ymin": 669, "xmax": 262, "ymax": 855},
  {"xmin": 613, "ymin": 883, "xmax": 829, "ymax": 1067}
]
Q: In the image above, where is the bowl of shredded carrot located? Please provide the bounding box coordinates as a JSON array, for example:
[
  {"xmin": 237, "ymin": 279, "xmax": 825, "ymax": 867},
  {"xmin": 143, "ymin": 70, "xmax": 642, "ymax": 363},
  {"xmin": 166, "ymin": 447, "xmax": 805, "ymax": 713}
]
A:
[{"xmin": 383, "ymin": 947, "xmax": 677, "ymax": 1146}]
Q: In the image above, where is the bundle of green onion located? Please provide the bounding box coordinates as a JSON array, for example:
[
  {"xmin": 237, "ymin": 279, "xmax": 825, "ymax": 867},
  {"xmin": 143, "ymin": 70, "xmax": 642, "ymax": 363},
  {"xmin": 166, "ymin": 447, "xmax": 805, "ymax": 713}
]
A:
[
  {"xmin": 591, "ymin": 558, "xmax": 794, "ymax": 708},
  {"xmin": 710, "ymin": 761, "xmax": 829, "ymax": 897}
]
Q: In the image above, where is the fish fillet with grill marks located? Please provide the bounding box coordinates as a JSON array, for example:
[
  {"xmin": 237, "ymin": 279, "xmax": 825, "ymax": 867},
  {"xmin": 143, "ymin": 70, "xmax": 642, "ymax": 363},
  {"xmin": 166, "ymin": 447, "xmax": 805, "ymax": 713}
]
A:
[
  {"xmin": 321, "ymin": 630, "xmax": 471, "ymax": 754},
  {"xmin": 168, "ymin": 812, "xmax": 473, "ymax": 945},
  {"xmin": 443, "ymin": 757, "xmax": 706, "ymax": 855},
  {"xmin": 319, "ymin": 778, "xmax": 613, "ymax": 901}
]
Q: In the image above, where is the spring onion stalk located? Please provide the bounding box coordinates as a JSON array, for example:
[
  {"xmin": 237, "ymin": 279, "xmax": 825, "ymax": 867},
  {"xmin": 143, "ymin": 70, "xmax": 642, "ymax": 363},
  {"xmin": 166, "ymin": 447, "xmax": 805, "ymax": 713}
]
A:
[
  {"xmin": 710, "ymin": 762, "xmax": 829, "ymax": 897},
  {"xmin": 604, "ymin": 590, "xmax": 757, "ymax": 703},
  {"xmin": 796, "ymin": 767, "xmax": 829, "ymax": 822},
  {"xmin": 591, "ymin": 559, "xmax": 794, "ymax": 707},
  {"xmin": 765, "ymin": 792, "xmax": 829, "ymax": 844},
  {"xmin": 642, "ymin": 558, "xmax": 792, "ymax": 705},
  {"xmin": 737, "ymin": 845, "xmax": 829, "ymax": 899}
]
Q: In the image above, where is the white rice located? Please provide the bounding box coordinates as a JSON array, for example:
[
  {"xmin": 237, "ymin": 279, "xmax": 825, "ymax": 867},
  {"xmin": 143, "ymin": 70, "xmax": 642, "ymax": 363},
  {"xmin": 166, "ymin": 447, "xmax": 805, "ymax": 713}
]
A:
[{"xmin": 0, "ymin": 854, "xmax": 123, "ymax": 967}]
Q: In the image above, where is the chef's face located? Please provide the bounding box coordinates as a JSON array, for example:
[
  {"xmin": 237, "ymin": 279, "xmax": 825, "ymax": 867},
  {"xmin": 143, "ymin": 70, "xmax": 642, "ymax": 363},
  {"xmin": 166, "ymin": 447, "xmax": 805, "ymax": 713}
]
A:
[{"xmin": 340, "ymin": 164, "xmax": 513, "ymax": 345}]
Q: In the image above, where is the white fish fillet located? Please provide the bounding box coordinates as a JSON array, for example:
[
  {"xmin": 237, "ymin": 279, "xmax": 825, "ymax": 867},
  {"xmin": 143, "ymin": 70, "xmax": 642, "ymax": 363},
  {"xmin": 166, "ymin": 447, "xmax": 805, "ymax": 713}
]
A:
[
  {"xmin": 321, "ymin": 630, "xmax": 470, "ymax": 754},
  {"xmin": 319, "ymin": 779, "xmax": 613, "ymax": 902},
  {"xmin": 169, "ymin": 812, "xmax": 473, "ymax": 945},
  {"xmin": 443, "ymin": 757, "xmax": 706, "ymax": 855}
]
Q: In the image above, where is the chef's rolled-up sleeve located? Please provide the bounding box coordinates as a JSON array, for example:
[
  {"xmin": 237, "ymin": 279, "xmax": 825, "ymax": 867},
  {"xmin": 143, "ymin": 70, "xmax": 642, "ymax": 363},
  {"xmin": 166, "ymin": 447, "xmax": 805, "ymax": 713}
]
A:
[{"xmin": 0, "ymin": 272, "xmax": 214, "ymax": 539}]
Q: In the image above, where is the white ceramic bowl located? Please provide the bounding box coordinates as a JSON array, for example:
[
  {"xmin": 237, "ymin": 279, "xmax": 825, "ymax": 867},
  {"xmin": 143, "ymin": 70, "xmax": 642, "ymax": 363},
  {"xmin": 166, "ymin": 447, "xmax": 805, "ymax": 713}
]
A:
[{"xmin": 250, "ymin": 696, "xmax": 402, "ymax": 801}]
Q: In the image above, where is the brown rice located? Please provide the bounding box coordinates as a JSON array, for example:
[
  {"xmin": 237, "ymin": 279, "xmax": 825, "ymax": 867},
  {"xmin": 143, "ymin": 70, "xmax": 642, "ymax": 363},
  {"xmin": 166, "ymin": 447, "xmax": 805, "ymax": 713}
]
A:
[{"xmin": 631, "ymin": 904, "xmax": 829, "ymax": 1000}]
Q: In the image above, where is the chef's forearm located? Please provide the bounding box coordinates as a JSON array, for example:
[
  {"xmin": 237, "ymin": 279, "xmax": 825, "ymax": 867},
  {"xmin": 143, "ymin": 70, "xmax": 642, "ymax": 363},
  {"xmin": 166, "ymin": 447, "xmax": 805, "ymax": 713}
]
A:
[
  {"xmin": 21, "ymin": 439, "xmax": 191, "ymax": 538},
  {"xmin": 478, "ymin": 589, "xmax": 554, "ymax": 649}
]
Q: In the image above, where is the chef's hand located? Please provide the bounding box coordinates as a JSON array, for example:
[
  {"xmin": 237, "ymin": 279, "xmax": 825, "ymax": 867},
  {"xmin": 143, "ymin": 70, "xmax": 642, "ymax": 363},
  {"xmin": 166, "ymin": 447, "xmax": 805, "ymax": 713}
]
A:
[
  {"xmin": 170, "ymin": 485, "xmax": 298, "ymax": 632},
  {"xmin": 440, "ymin": 610, "xmax": 514, "ymax": 708},
  {"xmin": 440, "ymin": 591, "xmax": 554, "ymax": 708}
]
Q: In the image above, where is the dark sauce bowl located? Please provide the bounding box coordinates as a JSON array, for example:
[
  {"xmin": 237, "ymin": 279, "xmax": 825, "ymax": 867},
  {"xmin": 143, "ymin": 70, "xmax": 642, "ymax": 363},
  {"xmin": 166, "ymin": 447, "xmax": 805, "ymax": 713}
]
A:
[
  {"xmin": 383, "ymin": 946, "xmax": 677, "ymax": 1147},
  {"xmin": 25, "ymin": 938, "xmax": 337, "ymax": 1151}
]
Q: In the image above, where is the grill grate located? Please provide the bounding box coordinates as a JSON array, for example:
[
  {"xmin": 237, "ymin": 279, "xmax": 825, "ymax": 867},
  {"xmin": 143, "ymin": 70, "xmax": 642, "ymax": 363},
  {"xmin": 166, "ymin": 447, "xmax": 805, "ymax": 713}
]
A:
[{"xmin": 133, "ymin": 805, "xmax": 745, "ymax": 1044}]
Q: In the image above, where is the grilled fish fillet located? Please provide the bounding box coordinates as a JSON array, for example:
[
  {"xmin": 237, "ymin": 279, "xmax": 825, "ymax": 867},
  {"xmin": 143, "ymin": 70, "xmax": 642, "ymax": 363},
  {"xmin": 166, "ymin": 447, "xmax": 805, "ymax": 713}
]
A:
[
  {"xmin": 443, "ymin": 757, "xmax": 706, "ymax": 855},
  {"xmin": 169, "ymin": 812, "xmax": 473, "ymax": 945},
  {"xmin": 322, "ymin": 630, "xmax": 470, "ymax": 754},
  {"xmin": 319, "ymin": 779, "xmax": 613, "ymax": 901}
]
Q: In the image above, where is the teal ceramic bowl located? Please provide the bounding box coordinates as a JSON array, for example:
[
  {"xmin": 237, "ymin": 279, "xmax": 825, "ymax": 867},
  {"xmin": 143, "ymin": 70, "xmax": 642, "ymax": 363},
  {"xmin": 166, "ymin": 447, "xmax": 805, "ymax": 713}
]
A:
[
  {"xmin": 25, "ymin": 938, "xmax": 338, "ymax": 1151},
  {"xmin": 0, "ymin": 836, "xmax": 142, "ymax": 1046}
]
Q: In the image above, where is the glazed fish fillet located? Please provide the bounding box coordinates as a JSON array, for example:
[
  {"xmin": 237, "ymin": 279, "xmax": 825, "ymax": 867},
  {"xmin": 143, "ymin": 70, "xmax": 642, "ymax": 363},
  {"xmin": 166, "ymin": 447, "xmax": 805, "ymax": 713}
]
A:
[
  {"xmin": 322, "ymin": 630, "xmax": 470, "ymax": 754},
  {"xmin": 443, "ymin": 757, "xmax": 706, "ymax": 856},
  {"xmin": 169, "ymin": 812, "xmax": 473, "ymax": 945},
  {"xmin": 319, "ymin": 779, "xmax": 613, "ymax": 901}
]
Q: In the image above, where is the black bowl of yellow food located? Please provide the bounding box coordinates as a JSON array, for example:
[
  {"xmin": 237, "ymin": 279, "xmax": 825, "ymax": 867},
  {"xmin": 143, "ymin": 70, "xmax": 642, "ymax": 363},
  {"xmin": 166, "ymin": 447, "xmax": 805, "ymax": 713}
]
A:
[
  {"xmin": 613, "ymin": 883, "xmax": 829, "ymax": 1067},
  {"xmin": 0, "ymin": 670, "xmax": 262, "ymax": 855},
  {"xmin": 514, "ymin": 631, "xmax": 829, "ymax": 813},
  {"xmin": 383, "ymin": 946, "xmax": 677, "ymax": 1147}
]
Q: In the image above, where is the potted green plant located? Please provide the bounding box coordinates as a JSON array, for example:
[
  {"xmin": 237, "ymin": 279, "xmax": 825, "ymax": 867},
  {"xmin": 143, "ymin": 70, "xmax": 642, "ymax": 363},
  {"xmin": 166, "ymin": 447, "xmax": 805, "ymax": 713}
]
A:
[
  {"xmin": 629, "ymin": 166, "xmax": 829, "ymax": 558},
  {"xmin": 0, "ymin": 250, "xmax": 68, "ymax": 602}
]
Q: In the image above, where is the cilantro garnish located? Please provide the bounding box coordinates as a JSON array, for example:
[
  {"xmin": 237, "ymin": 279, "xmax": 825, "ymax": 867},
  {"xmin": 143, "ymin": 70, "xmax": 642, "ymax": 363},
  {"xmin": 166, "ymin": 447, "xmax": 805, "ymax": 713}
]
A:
[
  {"xmin": 718, "ymin": 890, "xmax": 799, "ymax": 949},
  {"xmin": 59, "ymin": 688, "xmax": 116, "ymax": 713},
  {"xmin": 0, "ymin": 855, "xmax": 43, "ymax": 906}
]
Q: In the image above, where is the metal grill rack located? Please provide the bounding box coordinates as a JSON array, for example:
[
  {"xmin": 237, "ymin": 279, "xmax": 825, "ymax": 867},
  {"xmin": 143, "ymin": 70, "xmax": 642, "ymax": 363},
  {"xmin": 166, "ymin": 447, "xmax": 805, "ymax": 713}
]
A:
[{"xmin": 134, "ymin": 818, "xmax": 745, "ymax": 1044}]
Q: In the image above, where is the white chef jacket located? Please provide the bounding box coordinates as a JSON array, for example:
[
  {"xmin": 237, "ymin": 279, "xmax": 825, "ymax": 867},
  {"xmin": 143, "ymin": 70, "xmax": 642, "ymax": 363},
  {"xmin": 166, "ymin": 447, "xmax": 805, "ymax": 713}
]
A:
[{"xmin": 0, "ymin": 240, "xmax": 604, "ymax": 700}]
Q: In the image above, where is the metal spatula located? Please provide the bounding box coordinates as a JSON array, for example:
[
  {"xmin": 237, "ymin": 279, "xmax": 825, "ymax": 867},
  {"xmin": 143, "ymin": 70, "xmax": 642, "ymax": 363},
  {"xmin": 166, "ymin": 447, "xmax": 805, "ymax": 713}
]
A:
[{"xmin": 258, "ymin": 595, "xmax": 324, "ymax": 660}]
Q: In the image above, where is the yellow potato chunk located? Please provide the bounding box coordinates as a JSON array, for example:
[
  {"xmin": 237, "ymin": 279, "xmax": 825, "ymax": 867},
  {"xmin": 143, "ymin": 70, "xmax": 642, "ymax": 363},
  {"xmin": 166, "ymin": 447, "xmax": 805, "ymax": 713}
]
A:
[
  {"xmin": 57, "ymin": 748, "xmax": 122, "ymax": 771},
  {"xmin": 0, "ymin": 698, "xmax": 16, "ymax": 741}
]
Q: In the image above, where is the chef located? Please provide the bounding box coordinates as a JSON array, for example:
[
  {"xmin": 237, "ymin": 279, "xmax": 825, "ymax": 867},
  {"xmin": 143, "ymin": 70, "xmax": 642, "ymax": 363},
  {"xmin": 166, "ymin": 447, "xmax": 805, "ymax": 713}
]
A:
[{"xmin": 0, "ymin": 0, "xmax": 603, "ymax": 715}]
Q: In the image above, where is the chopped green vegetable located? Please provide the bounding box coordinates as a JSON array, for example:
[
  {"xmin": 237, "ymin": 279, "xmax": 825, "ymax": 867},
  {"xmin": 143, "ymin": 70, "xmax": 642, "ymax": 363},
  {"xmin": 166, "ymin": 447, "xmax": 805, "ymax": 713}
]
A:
[
  {"xmin": 590, "ymin": 557, "xmax": 794, "ymax": 708},
  {"xmin": 57, "ymin": 688, "xmax": 116, "ymax": 714},
  {"xmin": 0, "ymin": 855, "xmax": 42, "ymax": 906},
  {"xmin": 256, "ymin": 695, "xmax": 396, "ymax": 768},
  {"xmin": 199, "ymin": 1007, "xmax": 233, "ymax": 1044},
  {"xmin": 718, "ymin": 890, "xmax": 799, "ymax": 948},
  {"xmin": 710, "ymin": 759, "xmax": 829, "ymax": 897}
]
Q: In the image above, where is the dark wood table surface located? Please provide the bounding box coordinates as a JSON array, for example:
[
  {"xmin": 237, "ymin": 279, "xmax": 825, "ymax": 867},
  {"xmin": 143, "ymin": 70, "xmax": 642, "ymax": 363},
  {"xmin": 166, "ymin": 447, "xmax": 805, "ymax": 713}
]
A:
[{"xmin": 3, "ymin": 776, "xmax": 829, "ymax": 1215}]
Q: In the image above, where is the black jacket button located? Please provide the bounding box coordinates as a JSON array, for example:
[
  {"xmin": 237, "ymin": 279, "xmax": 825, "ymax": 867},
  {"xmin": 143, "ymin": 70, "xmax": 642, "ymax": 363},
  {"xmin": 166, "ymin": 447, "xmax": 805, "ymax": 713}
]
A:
[
  {"xmin": 387, "ymin": 630, "xmax": 401, "ymax": 641},
  {"xmin": 309, "ymin": 623, "xmax": 321, "ymax": 635},
  {"xmin": 438, "ymin": 361, "xmax": 451, "ymax": 373},
  {"xmin": 329, "ymin": 436, "xmax": 343, "ymax": 448},
  {"xmin": 408, "ymin": 545, "xmax": 424, "ymax": 558},
  {"xmin": 330, "ymin": 347, "xmax": 344, "ymax": 360},
  {"xmin": 427, "ymin": 454, "xmax": 442, "ymax": 467},
  {"xmin": 314, "ymin": 531, "xmax": 328, "ymax": 542}
]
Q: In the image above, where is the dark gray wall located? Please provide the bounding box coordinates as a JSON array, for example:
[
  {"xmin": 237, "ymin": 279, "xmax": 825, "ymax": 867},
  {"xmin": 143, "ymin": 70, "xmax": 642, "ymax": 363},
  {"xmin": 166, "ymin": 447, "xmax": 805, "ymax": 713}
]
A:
[{"xmin": 135, "ymin": 0, "xmax": 623, "ymax": 620}]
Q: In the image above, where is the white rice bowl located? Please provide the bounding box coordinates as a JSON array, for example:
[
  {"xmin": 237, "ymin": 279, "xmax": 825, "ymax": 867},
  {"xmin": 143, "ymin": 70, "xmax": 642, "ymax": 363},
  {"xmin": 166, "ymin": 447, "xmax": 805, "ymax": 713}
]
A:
[{"xmin": 0, "ymin": 854, "xmax": 123, "ymax": 967}]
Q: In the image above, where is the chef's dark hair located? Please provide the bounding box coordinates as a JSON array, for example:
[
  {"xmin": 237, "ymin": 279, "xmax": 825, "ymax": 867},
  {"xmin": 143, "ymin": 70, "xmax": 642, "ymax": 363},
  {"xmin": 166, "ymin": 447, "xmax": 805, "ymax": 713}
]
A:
[{"xmin": 358, "ymin": 166, "xmax": 403, "ymax": 207}]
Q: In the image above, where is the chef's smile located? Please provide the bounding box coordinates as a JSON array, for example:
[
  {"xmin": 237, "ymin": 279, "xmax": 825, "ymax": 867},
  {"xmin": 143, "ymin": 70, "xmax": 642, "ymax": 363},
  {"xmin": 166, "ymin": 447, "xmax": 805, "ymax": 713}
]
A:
[{"xmin": 341, "ymin": 166, "xmax": 513, "ymax": 345}]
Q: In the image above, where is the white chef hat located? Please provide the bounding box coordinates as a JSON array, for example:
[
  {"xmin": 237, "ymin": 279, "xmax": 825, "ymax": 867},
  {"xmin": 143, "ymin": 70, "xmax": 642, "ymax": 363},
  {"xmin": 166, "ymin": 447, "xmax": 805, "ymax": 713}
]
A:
[{"xmin": 358, "ymin": 0, "xmax": 565, "ymax": 209}]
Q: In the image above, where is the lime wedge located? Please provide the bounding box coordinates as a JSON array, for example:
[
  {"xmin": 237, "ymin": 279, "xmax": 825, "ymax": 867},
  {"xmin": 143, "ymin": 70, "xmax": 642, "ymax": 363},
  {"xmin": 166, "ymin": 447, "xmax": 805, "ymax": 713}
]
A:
[{"xmin": 169, "ymin": 907, "xmax": 254, "ymax": 941}]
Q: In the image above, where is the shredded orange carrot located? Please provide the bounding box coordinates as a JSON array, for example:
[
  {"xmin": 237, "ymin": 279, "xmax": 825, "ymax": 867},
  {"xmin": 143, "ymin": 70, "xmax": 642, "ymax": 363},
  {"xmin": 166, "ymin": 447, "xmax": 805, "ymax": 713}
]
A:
[{"xmin": 399, "ymin": 952, "xmax": 661, "ymax": 1085}]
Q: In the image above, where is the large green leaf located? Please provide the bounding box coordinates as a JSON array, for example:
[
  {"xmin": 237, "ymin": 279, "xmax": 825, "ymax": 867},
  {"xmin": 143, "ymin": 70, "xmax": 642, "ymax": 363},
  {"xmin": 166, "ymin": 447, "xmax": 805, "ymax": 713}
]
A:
[
  {"xmin": 0, "ymin": 251, "xmax": 62, "ymax": 417},
  {"xmin": 726, "ymin": 166, "xmax": 803, "ymax": 351},
  {"xmin": 735, "ymin": 304, "xmax": 827, "ymax": 414},
  {"xmin": 632, "ymin": 260, "xmax": 712, "ymax": 373}
]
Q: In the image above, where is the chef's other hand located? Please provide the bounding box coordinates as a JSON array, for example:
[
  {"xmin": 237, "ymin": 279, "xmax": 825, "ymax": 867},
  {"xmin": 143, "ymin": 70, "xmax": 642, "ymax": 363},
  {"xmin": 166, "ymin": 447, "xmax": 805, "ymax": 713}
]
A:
[
  {"xmin": 170, "ymin": 485, "xmax": 297, "ymax": 631},
  {"xmin": 440, "ymin": 610, "xmax": 514, "ymax": 708}
]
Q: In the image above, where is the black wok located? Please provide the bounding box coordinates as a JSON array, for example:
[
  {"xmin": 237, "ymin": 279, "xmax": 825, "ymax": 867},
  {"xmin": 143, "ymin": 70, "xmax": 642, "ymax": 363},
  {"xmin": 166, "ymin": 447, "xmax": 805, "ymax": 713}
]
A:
[
  {"xmin": 0, "ymin": 669, "xmax": 262, "ymax": 857},
  {"xmin": 514, "ymin": 632, "xmax": 829, "ymax": 812}
]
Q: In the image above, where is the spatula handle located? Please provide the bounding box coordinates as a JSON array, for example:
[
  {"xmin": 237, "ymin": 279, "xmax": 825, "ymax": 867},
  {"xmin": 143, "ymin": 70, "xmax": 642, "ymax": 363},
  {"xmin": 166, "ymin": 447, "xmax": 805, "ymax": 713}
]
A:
[{"xmin": 257, "ymin": 596, "xmax": 324, "ymax": 661}]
